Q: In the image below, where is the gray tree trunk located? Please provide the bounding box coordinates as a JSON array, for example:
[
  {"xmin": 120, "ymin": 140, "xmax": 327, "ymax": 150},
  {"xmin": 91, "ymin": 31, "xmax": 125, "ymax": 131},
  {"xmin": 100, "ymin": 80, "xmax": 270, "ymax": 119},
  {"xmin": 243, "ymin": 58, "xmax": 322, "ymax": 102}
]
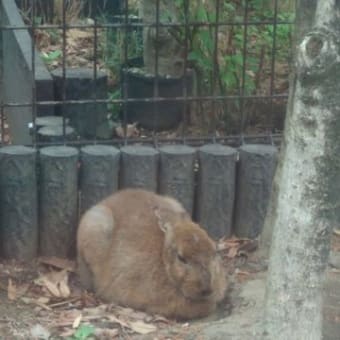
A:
[
  {"xmin": 262, "ymin": 1, "xmax": 340, "ymax": 339},
  {"xmin": 141, "ymin": 0, "xmax": 184, "ymax": 77},
  {"xmin": 259, "ymin": 0, "xmax": 318, "ymax": 258}
]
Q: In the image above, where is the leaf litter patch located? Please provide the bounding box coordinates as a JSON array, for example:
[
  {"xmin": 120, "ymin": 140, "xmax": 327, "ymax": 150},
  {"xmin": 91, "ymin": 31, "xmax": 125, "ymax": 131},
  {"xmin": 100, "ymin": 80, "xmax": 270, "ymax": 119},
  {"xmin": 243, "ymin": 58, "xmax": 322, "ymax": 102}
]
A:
[{"xmin": 0, "ymin": 237, "xmax": 260, "ymax": 339}]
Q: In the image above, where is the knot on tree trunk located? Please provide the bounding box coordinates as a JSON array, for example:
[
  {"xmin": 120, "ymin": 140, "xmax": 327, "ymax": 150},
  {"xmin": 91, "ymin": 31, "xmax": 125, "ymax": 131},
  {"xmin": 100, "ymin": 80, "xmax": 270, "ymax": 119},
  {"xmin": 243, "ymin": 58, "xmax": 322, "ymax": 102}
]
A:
[{"xmin": 297, "ymin": 28, "xmax": 339, "ymax": 82}]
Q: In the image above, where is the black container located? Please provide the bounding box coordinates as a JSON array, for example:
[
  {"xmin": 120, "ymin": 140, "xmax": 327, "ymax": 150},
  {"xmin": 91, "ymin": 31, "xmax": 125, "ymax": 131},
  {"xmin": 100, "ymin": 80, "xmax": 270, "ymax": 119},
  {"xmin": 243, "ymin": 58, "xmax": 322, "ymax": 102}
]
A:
[
  {"xmin": 121, "ymin": 65, "xmax": 193, "ymax": 131},
  {"xmin": 52, "ymin": 68, "xmax": 109, "ymax": 139},
  {"xmin": 83, "ymin": 0, "xmax": 123, "ymax": 17}
]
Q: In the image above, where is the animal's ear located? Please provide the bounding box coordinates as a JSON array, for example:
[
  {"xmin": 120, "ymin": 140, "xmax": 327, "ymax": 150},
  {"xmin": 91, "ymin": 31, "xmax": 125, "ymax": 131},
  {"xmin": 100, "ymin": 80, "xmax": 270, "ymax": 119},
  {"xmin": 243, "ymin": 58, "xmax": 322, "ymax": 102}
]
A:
[
  {"xmin": 159, "ymin": 221, "xmax": 173, "ymax": 234},
  {"xmin": 153, "ymin": 207, "xmax": 173, "ymax": 235},
  {"xmin": 159, "ymin": 221, "xmax": 174, "ymax": 245}
]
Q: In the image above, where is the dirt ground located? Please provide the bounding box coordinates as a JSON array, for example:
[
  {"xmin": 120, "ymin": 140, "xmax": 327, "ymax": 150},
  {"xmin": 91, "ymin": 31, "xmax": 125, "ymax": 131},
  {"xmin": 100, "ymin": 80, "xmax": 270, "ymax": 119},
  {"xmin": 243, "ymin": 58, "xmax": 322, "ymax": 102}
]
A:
[
  {"xmin": 0, "ymin": 234, "xmax": 339, "ymax": 340},
  {"xmin": 0, "ymin": 238, "xmax": 262, "ymax": 340}
]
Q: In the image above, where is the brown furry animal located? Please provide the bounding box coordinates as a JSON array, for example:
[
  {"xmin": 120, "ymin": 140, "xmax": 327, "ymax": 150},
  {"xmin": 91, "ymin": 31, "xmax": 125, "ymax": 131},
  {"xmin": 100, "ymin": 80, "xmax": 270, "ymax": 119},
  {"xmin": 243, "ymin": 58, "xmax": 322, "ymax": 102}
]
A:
[{"xmin": 77, "ymin": 189, "xmax": 227, "ymax": 320}]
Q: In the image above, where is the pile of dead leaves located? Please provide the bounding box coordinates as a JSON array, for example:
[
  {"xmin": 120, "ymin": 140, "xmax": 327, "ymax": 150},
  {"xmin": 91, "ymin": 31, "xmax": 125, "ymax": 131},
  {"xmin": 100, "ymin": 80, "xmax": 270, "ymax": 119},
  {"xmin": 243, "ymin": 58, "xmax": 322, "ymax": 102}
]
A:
[
  {"xmin": 218, "ymin": 237, "xmax": 259, "ymax": 281},
  {"xmin": 35, "ymin": 26, "xmax": 106, "ymax": 72},
  {"xmin": 0, "ymin": 237, "xmax": 261, "ymax": 338},
  {"xmin": 2, "ymin": 256, "xmax": 171, "ymax": 339}
]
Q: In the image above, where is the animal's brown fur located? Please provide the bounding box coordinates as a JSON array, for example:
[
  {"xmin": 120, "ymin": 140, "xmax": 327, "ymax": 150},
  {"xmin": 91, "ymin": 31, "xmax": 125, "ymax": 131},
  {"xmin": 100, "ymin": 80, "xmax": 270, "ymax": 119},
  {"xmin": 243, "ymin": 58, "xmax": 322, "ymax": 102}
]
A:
[{"xmin": 77, "ymin": 189, "xmax": 228, "ymax": 320}]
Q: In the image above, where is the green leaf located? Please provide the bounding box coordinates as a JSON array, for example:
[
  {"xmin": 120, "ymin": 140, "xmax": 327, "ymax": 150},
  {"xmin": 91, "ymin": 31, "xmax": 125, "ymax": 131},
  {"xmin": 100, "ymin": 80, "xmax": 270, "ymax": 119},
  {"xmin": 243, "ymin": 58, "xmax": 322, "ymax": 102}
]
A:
[
  {"xmin": 68, "ymin": 324, "xmax": 95, "ymax": 340},
  {"xmin": 196, "ymin": 6, "xmax": 208, "ymax": 22},
  {"xmin": 34, "ymin": 16, "xmax": 42, "ymax": 25},
  {"xmin": 41, "ymin": 50, "xmax": 62, "ymax": 63},
  {"xmin": 200, "ymin": 30, "xmax": 214, "ymax": 54}
]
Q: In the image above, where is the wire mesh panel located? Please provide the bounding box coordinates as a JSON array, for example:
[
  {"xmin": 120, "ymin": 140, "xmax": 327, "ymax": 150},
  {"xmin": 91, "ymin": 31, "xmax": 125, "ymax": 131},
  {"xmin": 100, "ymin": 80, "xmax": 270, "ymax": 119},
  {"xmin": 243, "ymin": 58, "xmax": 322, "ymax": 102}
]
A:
[{"xmin": 0, "ymin": 0, "xmax": 295, "ymax": 147}]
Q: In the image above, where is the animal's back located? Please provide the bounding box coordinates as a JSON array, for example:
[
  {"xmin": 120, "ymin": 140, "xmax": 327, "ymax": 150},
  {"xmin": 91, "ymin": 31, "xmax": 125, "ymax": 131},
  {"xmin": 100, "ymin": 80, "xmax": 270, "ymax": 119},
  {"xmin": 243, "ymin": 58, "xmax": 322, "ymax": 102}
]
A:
[
  {"xmin": 77, "ymin": 189, "xmax": 187, "ymax": 299},
  {"xmin": 102, "ymin": 189, "xmax": 187, "ymax": 253},
  {"xmin": 77, "ymin": 189, "xmax": 227, "ymax": 319}
]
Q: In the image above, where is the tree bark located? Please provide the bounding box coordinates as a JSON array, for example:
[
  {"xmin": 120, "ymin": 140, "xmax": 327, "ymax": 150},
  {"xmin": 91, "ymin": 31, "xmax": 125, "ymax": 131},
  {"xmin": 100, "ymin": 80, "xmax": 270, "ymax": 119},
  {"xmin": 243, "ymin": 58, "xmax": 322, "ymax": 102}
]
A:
[
  {"xmin": 259, "ymin": 0, "xmax": 318, "ymax": 258},
  {"xmin": 263, "ymin": 1, "xmax": 340, "ymax": 339}
]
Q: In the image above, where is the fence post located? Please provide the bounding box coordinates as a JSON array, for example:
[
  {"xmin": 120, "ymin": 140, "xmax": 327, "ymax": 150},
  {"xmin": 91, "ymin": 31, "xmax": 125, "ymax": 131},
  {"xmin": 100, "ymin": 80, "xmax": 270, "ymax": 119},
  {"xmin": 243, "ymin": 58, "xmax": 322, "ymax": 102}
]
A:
[
  {"xmin": 234, "ymin": 144, "xmax": 278, "ymax": 238},
  {"xmin": 120, "ymin": 145, "xmax": 159, "ymax": 191},
  {"xmin": 0, "ymin": 146, "xmax": 38, "ymax": 260},
  {"xmin": 159, "ymin": 145, "xmax": 196, "ymax": 215},
  {"xmin": 80, "ymin": 145, "xmax": 120, "ymax": 214},
  {"xmin": 39, "ymin": 146, "xmax": 79, "ymax": 258},
  {"xmin": 196, "ymin": 144, "xmax": 237, "ymax": 239}
]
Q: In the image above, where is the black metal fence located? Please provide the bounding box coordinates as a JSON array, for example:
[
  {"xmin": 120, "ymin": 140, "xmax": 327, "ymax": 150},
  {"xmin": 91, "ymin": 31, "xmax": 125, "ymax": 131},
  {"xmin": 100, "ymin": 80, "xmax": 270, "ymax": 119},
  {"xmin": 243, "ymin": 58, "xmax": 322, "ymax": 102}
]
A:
[
  {"xmin": 1, "ymin": 0, "xmax": 295, "ymax": 147},
  {"xmin": 0, "ymin": 0, "xmax": 294, "ymax": 259}
]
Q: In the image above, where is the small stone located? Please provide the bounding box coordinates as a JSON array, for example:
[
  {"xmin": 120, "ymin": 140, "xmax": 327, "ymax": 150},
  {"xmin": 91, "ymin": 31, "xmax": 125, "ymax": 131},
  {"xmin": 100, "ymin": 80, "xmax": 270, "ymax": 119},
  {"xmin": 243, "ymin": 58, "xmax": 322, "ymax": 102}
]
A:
[{"xmin": 30, "ymin": 324, "xmax": 51, "ymax": 339}]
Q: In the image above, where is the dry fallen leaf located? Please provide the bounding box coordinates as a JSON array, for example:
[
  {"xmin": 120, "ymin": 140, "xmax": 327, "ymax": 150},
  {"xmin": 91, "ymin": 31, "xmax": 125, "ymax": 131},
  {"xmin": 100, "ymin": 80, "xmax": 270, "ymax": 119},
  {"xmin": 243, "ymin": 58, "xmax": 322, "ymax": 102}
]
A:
[
  {"xmin": 129, "ymin": 320, "xmax": 157, "ymax": 334},
  {"xmin": 226, "ymin": 247, "xmax": 238, "ymax": 258},
  {"xmin": 94, "ymin": 328, "xmax": 119, "ymax": 338},
  {"xmin": 67, "ymin": 29, "xmax": 93, "ymax": 41},
  {"xmin": 7, "ymin": 279, "xmax": 29, "ymax": 301},
  {"xmin": 107, "ymin": 315, "xmax": 130, "ymax": 328},
  {"xmin": 115, "ymin": 123, "xmax": 139, "ymax": 138},
  {"xmin": 72, "ymin": 313, "xmax": 82, "ymax": 329},
  {"xmin": 21, "ymin": 296, "xmax": 51, "ymax": 310},
  {"xmin": 334, "ymin": 229, "xmax": 340, "ymax": 237},
  {"xmin": 34, "ymin": 269, "xmax": 70, "ymax": 298},
  {"xmin": 7, "ymin": 279, "xmax": 16, "ymax": 301},
  {"xmin": 217, "ymin": 237, "xmax": 258, "ymax": 258}
]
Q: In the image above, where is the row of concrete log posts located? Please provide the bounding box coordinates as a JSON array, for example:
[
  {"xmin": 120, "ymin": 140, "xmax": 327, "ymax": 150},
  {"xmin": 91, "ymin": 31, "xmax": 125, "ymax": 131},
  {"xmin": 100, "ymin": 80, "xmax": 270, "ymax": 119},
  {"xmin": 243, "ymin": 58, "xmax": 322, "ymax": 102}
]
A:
[{"xmin": 0, "ymin": 143, "xmax": 277, "ymax": 260}]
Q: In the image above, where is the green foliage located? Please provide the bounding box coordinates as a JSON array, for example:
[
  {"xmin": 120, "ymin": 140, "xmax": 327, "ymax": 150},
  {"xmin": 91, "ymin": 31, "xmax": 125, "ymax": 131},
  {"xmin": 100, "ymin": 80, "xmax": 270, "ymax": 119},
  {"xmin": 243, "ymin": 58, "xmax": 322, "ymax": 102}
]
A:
[
  {"xmin": 100, "ymin": 0, "xmax": 294, "ymax": 128},
  {"xmin": 167, "ymin": 0, "xmax": 294, "ymax": 98},
  {"xmin": 102, "ymin": 24, "xmax": 143, "ymax": 78},
  {"xmin": 67, "ymin": 324, "xmax": 95, "ymax": 340},
  {"xmin": 99, "ymin": 11, "xmax": 143, "ymax": 121},
  {"xmin": 41, "ymin": 49, "xmax": 62, "ymax": 64},
  {"xmin": 108, "ymin": 88, "xmax": 122, "ymax": 121}
]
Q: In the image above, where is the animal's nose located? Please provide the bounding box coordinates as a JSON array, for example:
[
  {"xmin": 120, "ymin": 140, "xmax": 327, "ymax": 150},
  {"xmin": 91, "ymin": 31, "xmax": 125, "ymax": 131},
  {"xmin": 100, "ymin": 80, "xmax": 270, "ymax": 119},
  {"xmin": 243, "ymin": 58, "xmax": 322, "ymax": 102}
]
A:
[{"xmin": 201, "ymin": 288, "xmax": 212, "ymax": 297}]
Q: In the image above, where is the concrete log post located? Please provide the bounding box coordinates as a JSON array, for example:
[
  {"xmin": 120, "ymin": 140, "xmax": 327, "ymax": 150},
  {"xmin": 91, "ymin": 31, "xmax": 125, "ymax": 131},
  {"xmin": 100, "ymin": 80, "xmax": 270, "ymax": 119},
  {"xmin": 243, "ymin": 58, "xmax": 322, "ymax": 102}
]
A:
[
  {"xmin": 159, "ymin": 145, "xmax": 196, "ymax": 216},
  {"xmin": 80, "ymin": 145, "xmax": 120, "ymax": 214},
  {"xmin": 0, "ymin": 146, "xmax": 38, "ymax": 260},
  {"xmin": 39, "ymin": 146, "xmax": 79, "ymax": 257},
  {"xmin": 120, "ymin": 145, "xmax": 159, "ymax": 192},
  {"xmin": 196, "ymin": 144, "xmax": 237, "ymax": 239},
  {"xmin": 234, "ymin": 144, "xmax": 278, "ymax": 238}
]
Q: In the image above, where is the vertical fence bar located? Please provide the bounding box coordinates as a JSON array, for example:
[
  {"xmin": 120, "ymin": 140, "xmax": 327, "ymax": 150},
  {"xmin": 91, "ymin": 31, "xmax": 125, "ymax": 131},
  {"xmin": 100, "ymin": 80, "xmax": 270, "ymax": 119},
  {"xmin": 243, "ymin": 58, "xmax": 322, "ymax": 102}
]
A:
[
  {"xmin": 211, "ymin": 0, "xmax": 220, "ymax": 140},
  {"xmin": 93, "ymin": 0, "xmax": 98, "ymax": 142},
  {"xmin": 61, "ymin": 0, "xmax": 67, "ymax": 142},
  {"xmin": 1, "ymin": 103, "xmax": 4, "ymax": 146},
  {"xmin": 120, "ymin": 145, "xmax": 159, "ymax": 191},
  {"xmin": 269, "ymin": 0, "xmax": 279, "ymax": 131},
  {"xmin": 80, "ymin": 145, "xmax": 120, "ymax": 214},
  {"xmin": 234, "ymin": 144, "xmax": 278, "ymax": 238},
  {"xmin": 181, "ymin": 0, "xmax": 189, "ymax": 142},
  {"xmin": 0, "ymin": 146, "xmax": 38, "ymax": 260},
  {"xmin": 239, "ymin": 0, "xmax": 249, "ymax": 134},
  {"xmin": 31, "ymin": 0, "xmax": 37, "ymax": 146},
  {"xmin": 159, "ymin": 145, "xmax": 196, "ymax": 215},
  {"xmin": 152, "ymin": 0, "xmax": 160, "ymax": 140},
  {"xmin": 122, "ymin": 0, "xmax": 129, "ymax": 144},
  {"xmin": 39, "ymin": 146, "xmax": 79, "ymax": 258},
  {"xmin": 196, "ymin": 144, "xmax": 237, "ymax": 239}
]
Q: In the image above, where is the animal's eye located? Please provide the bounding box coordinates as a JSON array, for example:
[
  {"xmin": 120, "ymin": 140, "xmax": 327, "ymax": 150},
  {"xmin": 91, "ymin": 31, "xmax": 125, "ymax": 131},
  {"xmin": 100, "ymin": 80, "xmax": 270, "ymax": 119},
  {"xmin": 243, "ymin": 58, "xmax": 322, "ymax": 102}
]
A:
[{"xmin": 177, "ymin": 253, "xmax": 187, "ymax": 264}]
